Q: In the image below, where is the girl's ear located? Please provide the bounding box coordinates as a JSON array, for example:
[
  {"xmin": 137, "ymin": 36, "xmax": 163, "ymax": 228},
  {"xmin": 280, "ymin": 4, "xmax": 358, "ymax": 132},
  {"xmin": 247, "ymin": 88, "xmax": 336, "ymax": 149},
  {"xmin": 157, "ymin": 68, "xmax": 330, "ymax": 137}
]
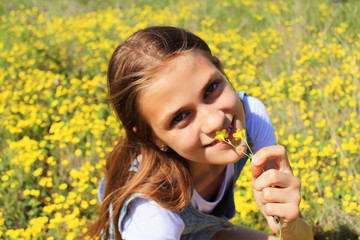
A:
[{"xmin": 153, "ymin": 137, "xmax": 168, "ymax": 152}]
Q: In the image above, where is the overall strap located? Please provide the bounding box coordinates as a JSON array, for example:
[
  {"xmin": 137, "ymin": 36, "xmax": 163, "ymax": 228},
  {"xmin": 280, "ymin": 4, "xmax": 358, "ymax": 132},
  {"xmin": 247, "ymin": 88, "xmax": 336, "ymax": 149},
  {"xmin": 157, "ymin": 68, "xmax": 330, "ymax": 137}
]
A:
[{"xmin": 237, "ymin": 90, "xmax": 247, "ymax": 100}]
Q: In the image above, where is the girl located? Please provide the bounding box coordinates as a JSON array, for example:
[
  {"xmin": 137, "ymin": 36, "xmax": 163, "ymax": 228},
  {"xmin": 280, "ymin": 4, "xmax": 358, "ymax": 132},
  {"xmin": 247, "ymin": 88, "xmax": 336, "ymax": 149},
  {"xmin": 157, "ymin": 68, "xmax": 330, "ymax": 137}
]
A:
[{"xmin": 86, "ymin": 26, "xmax": 313, "ymax": 239}]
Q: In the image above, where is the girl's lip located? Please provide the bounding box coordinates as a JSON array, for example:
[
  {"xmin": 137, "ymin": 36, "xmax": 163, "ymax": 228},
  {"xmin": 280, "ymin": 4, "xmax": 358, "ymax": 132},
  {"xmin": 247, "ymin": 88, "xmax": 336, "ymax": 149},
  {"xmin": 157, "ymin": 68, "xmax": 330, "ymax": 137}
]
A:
[
  {"xmin": 204, "ymin": 117, "xmax": 236, "ymax": 148},
  {"xmin": 204, "ymin": 139, "xmax": 223, "ymax": 148}
]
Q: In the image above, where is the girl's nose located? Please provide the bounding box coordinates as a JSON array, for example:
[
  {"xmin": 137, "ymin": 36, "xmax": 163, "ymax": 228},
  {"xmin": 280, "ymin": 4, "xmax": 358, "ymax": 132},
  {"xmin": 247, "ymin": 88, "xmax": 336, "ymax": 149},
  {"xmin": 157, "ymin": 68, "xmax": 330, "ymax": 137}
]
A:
[{"xmin": 198, "ymin": 105, "xmax": 225, "ymax": 134}]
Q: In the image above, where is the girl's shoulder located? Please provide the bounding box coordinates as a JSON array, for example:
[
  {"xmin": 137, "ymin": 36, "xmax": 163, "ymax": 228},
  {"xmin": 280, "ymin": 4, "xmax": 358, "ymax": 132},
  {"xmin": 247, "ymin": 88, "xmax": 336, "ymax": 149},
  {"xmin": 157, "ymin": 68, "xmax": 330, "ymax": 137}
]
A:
[
  {"xmin": 242, "ymin": 95, "xmax": 270, "ymax": 118},
  {"xmin": 121, "ymin": 198, "xmax": 185, "ymax": 239},
  {"xmin": 97, "ymin": 178, "xmax": 184, "ymax": 239},
  {"xmin": 236, "ymin": 91, "xmax": 270, "ymax": 119}
]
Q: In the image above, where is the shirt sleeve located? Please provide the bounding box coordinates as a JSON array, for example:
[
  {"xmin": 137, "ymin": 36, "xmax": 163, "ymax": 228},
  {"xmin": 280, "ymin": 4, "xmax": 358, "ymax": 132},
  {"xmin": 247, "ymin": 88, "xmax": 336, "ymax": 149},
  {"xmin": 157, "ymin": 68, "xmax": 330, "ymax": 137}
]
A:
[
  {"xmin": 121, "ymin": 198, "xmax": 185, "ymax": 240},
  {"xmin": 243, "ymin": 96, "xmax": 277, "ymax": 154}
]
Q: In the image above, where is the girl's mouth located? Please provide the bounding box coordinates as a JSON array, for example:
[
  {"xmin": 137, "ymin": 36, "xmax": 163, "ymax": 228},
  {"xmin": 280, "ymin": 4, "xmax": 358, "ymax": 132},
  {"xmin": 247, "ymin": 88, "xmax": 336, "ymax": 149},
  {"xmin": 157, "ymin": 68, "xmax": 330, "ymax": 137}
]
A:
[{"xmin": 204, "ymin": 117, "xmax": 235, "ymax": 147}]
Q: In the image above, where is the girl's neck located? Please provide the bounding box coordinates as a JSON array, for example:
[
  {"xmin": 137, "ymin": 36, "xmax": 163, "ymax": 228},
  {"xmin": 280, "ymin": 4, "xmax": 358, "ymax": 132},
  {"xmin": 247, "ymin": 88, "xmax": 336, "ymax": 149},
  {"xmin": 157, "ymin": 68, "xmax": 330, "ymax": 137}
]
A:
[{"xmin": 190, "ymin": 163, "xmax": 227, "ymax": 201}]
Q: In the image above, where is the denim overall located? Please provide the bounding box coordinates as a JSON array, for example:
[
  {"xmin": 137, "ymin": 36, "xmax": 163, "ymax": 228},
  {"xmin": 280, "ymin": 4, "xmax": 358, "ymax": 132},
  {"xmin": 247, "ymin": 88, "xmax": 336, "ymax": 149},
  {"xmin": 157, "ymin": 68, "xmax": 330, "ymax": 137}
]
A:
[{"xmin": 99, "ymin": 91, "xmax": 250, "ymax": 239}]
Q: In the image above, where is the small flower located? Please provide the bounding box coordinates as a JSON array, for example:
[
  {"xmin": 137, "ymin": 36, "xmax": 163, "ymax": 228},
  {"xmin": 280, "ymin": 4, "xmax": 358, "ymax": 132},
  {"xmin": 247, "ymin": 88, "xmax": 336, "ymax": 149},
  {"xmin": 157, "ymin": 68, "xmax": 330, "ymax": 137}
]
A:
[
  {"xmin": 233, "ymin": 129, "xmax": 246, "ymax": 141},
  {"xmin": 214, "ymin": 129, "xmax": 228, "ymax": 142},
  {"xmin": 214, "ymin": 128, "xmax": 253, "ymax": 159}
]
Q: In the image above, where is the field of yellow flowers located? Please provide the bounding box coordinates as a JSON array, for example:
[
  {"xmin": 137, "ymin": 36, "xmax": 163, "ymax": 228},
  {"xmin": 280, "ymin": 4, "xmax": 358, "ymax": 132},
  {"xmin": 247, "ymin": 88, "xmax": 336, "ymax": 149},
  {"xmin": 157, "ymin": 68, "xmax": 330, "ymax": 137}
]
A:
[{"xmin": 0, "ymin": 0, "xmax": 359, "ymax": 239}]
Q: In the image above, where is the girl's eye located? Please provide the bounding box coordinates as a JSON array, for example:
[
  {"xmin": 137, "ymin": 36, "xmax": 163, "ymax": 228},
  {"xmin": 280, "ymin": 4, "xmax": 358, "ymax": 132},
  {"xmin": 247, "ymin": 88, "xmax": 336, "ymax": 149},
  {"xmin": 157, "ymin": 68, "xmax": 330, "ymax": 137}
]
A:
[
  {"xmin": 204, "ymin": 81, "xmax": 219, "ymax": 98},
  {"xmin": 171, "ymin": 112, "xmax": 187, "ymax": 126}
]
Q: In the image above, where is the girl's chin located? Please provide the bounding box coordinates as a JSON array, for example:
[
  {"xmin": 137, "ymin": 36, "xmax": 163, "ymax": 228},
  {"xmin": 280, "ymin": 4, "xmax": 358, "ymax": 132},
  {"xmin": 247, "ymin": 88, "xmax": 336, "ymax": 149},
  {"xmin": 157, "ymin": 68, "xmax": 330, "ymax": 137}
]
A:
[
  {"xmin": 233, "ymin": 143, "xmax": 248, "ymax": 157},
  {"xmin": 220, "ymin": 143, "xmax": 248, "ymax": 161}
]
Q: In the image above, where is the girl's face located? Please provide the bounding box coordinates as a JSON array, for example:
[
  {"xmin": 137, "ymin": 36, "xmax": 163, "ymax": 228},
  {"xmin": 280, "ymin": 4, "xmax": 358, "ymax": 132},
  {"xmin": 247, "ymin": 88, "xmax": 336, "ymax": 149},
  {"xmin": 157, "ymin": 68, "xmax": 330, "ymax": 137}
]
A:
[{"xmin": 138, "ymin": 52, "xmax": 247, "ymax": 167}]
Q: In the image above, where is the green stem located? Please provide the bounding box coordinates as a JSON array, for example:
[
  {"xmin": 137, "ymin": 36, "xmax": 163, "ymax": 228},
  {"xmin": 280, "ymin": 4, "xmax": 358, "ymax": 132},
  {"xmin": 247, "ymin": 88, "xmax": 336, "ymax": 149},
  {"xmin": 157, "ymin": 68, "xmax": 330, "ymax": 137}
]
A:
[
  {"xmin": 224, "ymin": 139, "xmax": 252, "ymax": 159},
  {"xmin": 278, "ymin": 220, "xmax": 282, "ymax": 240},
  {"xmin": 244, "ymin": 138, "xmax": 254, "ymax": 157},
  {"xmin": 274, "ymin": 216, "xmax": 282, "ymax": 239}
]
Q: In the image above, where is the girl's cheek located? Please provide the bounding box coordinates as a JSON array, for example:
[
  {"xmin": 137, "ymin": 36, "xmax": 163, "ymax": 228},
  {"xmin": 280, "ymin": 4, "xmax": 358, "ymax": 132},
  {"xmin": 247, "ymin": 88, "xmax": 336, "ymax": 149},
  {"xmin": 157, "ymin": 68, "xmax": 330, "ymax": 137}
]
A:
[
  {"xmin": 220, "ymin": 88, "xmax": 239, "ymax": 107},
  {"xmin": 179, "ymin": 130, "xmax": 200, "ymax": 149}
]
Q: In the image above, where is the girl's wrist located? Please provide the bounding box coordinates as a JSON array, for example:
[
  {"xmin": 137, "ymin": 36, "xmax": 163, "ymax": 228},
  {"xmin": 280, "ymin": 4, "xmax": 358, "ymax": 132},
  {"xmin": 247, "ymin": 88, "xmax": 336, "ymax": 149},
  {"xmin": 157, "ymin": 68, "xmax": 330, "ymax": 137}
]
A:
[
  {"xmin": 281, "ymin": 219, "xmax": 297, "ymax": 238},
  {"xmin": 281, "ymin": 217, "xmax": 313, "ymax": 240}
]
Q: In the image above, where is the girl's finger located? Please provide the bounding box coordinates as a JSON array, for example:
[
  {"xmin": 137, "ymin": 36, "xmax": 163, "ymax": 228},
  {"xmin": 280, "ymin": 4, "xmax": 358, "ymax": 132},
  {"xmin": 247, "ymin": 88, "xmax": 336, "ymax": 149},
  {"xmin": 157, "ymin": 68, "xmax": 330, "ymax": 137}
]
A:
[
  {"xmin": 251, "ymin": 145, "xmax": 292, "ymax": 179},
  {"xmin": 258, "ymin": 186, "xmax": 299, "ymax": 205},
  {"xmin": 253, "ymin": 169, "xmax": 301, "ymax": 191},
  {"xmin": 264, "ymin": 202, "xmax": 300, "ymax": 223}
]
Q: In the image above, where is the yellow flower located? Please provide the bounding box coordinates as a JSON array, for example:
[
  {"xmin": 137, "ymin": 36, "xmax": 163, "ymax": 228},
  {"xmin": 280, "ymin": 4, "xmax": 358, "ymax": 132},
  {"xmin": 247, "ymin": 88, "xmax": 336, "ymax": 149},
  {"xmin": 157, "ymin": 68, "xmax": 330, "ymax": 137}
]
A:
[
  {"xmin": 33, "ymin": 168, "xmax": 43, "ymax": 177},
  {"xmin": 80, "ymin": 201, "xmax": 89, "ymax": 209},
  {"xmin": 75, "ymin": 149, "xmax": 82, "ymax": 156},
  {"xmin": 233, "ymin": 129, "xmax": 246, "ymax": 141},
  {"xmin": 214, "ymin": 129, "xmax": 228, "ymax": 142}
]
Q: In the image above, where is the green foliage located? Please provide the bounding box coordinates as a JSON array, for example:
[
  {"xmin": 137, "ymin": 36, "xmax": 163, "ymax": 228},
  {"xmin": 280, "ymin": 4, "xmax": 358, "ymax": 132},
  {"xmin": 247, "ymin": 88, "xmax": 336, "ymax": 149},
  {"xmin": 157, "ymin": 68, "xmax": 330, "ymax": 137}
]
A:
[{"xmin": 0, "ymin": 0, "xmax": 359, "ymax": 239}]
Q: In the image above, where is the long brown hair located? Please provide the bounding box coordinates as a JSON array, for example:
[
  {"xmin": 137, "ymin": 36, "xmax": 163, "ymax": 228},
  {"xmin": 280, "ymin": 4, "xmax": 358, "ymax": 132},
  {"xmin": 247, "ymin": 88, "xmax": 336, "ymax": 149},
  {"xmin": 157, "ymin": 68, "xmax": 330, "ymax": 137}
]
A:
[{"xmin": 84, "ymin": 26, "xmax": 221, "ymax": 239}]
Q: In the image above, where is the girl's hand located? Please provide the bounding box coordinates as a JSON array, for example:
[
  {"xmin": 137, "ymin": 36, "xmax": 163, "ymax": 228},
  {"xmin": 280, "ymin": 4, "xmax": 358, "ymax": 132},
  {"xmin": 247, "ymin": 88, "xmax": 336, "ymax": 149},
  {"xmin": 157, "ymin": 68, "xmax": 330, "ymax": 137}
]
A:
[{"xmin": 251, "ymin": 145, "xmax": 301, "ymax": 236}]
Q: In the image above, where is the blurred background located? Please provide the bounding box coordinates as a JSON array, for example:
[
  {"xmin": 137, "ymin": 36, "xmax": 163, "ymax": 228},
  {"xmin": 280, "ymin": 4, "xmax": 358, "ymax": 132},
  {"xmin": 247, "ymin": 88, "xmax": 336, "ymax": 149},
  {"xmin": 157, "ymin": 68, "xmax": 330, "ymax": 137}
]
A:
[{"xmin": 0, "ymin": 0, "xmax": 359, "ymax": 239}]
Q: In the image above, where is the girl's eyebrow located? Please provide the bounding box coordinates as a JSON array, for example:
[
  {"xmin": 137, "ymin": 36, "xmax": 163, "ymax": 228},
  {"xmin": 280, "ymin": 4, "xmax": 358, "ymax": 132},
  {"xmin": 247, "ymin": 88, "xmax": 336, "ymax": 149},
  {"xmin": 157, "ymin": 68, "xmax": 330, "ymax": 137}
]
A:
[{"xmin": 159, "ymin": 70, "xmax": 222, "ymax": 128}]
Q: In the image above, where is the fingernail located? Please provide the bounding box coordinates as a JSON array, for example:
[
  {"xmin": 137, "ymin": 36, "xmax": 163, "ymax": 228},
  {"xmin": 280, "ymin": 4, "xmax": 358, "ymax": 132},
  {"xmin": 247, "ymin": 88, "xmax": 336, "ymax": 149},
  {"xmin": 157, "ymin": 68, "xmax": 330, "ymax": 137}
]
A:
[{"xmin": 252, "ymin": 155, "xmax": 259, "ymax": 165}]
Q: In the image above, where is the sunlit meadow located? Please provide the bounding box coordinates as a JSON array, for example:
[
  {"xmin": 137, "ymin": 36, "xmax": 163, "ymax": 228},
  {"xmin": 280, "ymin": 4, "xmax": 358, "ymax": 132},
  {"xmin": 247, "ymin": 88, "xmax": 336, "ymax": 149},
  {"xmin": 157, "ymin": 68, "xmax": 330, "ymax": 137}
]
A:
[{"xmin": 0, "ymin": 0, "xmax": 359, "ymax": 239}]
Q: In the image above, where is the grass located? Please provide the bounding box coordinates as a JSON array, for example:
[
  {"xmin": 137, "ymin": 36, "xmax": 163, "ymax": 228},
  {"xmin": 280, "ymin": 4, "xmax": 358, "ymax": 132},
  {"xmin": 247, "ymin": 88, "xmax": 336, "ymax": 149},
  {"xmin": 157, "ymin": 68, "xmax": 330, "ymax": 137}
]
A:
[{"xmin": 0, "ymin": 0, "xmax": 359, "ymax": 239}]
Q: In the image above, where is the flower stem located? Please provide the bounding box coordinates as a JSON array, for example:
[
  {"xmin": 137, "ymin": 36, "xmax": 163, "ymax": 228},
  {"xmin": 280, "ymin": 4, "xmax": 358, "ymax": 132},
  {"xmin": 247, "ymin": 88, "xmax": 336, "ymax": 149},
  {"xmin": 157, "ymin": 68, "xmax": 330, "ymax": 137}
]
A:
[
  {"xmin": 224, "ymin": 139, "xmax": 252, "ymax": 159},
  {"xmin": 273, "ymin": 216, "xmax": 282, "ymax": 239},
  {"xmin": 278, "ymin": 220, "xmax": 282, "ymax": 240}
]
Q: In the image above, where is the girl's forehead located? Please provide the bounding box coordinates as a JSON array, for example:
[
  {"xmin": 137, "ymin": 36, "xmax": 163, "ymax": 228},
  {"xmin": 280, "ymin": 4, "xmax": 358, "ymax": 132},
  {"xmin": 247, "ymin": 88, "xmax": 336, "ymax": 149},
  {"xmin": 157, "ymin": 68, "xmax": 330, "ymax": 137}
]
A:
[
  {"xmin": 156, "ymin": 52, "xmax": 198, "ymax": 75},
  {"xmin": 137, "ymin": 51, "xmax": 199, "ymax": 92},
  {"xmin": 137, "ymin": 52, "xmax": 219, "ymax": 126},
  {"xmin": 147, "ymin": 51, "xmax": 212, "ymax": 88},
  {"xmin": 141, "ymin": 51, "xmax": 218, "ymax": 95}
]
